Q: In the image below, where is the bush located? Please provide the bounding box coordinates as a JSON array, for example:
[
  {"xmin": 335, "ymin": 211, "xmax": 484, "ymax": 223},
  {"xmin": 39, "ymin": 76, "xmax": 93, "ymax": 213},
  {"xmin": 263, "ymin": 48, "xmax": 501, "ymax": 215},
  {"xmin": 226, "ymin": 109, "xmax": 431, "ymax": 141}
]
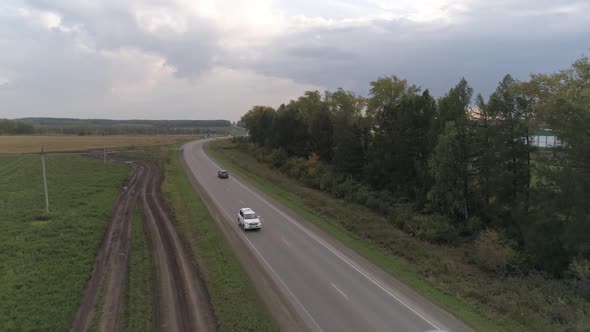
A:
[
  {"xmin": 330, "ymin": 176, "xmax": 359, "ymax": 200},
  {"xmin": 365, "ymin": 193, "xmax": 393, "ymax": 216},
  {"xmin": 405, "ymin": 214, "xmax": 459, "ymax": 244},
  {"xmin": 270, "ymin": 148, "xmax": 288, "ymax": 168},
  {"xmin": 569, "ymin": 258, "xmax": 590, "ymax": 298},
  {"xmin": 473, "ymin": 229, "xmax": 515, "ymax": 272},
  {"xmin": 391, "ymin": 205, "xmax": 414, "ymax": 229},
  {"xmin": 281, "ymin": 157, "xmax": 305, "ymax": 179},
  {"xmin": 465, "ymin": 216, "xmax": 483, "ymax": 235},
  {"xmin": 352, "ymin": 185, "xmax": 370, "ymax": 205}
]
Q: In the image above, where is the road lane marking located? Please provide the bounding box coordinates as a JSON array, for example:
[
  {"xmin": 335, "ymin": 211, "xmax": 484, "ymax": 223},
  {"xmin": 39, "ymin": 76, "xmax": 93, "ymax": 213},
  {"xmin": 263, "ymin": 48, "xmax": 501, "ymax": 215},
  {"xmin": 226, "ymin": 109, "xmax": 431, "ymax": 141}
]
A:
[
  {"xmin": 197, "ymin": 142, "xmax": 443, "ymax": 331},
  {"xmin": 185, "ymin": 149, "xmax": 323, "ymax": 332},
  {"xmin": 331, "ymin": 283, "xmax": 349, "ymax": 300},
  {"xmin": 281, "ymin": 236, "xmax": 292, "ymax": 247}
]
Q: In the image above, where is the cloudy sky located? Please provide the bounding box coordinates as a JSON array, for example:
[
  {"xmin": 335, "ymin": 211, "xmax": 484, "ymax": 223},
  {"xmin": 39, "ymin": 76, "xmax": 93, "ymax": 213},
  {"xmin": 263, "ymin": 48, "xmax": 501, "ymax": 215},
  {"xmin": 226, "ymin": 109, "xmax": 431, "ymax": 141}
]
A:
[{"xmin": 1, "ymin": 0, "xmax": 588, "ymax": 121}]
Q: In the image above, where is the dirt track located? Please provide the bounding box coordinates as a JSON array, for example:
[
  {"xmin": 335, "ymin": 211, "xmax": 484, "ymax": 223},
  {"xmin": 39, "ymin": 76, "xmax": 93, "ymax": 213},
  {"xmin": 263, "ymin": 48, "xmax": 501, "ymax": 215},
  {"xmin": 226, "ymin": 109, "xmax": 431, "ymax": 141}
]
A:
[{"xmin": 71, "ymin": 161, "xmax": 216, "ymax": 332}]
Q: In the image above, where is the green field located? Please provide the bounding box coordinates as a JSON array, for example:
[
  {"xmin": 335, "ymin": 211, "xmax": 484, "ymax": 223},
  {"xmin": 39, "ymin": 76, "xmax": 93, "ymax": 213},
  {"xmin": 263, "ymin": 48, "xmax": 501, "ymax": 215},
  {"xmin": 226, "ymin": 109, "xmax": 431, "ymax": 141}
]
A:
[
  {"xmin": 120, "ymin": 210, "xmax": 154, "ymax": 331},
  {"xmin": 0, "ymin": 155, "xmax": 128, "ymax": 331},
  {"xmin": 162, "ymin": 147, "xmax": 278, "ymax": 332},
  {"xmin": 208, "ymin": 139, "xmax": 590, "ymax": 332}
]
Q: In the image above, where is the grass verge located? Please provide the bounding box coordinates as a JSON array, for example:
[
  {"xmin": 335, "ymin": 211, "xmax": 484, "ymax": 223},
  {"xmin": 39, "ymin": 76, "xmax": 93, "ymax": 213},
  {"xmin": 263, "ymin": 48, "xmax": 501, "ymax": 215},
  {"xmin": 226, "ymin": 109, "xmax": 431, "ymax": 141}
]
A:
[
  {"xmin": 120, "ymin": 209, "xmax": 154, "ymax": 331},
  {"xmin": 0, "ymin": 155, "xmax": 128, "ymax": 331},
  {"xmin": 208, "ymin": 139, "xmax": 590, "ymax": 332},
  {"xmin": 160, "ymin": 146, "xmax": 278, "ymax": 331}
]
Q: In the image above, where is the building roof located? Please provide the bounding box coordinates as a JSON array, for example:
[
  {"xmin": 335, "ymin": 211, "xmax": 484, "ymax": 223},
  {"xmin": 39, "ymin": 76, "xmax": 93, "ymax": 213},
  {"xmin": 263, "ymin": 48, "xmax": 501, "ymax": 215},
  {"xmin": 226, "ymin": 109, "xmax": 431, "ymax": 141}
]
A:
[{"xmin": 533, "ymin": 129, "xmax": 556, "ymax": 136}]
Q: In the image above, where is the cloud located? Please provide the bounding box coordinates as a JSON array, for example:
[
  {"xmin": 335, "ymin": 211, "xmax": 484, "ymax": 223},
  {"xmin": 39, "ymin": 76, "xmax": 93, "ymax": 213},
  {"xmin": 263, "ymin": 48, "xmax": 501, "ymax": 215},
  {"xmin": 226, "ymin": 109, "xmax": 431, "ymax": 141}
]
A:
[
  {"xmin": 0, "ymin": 0, "xmax": 588, "ymax": 120},
  {"xmin": 226, "ymin": 0, "xmax": 590, "ymax": 96}
]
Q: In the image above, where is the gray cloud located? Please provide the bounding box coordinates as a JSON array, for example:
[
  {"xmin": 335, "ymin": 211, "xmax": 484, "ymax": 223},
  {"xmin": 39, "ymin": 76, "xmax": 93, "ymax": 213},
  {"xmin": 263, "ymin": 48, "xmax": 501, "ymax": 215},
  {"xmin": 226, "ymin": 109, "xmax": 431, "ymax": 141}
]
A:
[
  {"xmin": 26, "ymin": 0, "xmax": 220, "ymax": 77},
  {"xmin": 231, "ymin": 0, "xmax": 590, "ymax": 97},
  {"xmin": 1, "ymin": 0, "xmax": 589, "ymax": 120}
]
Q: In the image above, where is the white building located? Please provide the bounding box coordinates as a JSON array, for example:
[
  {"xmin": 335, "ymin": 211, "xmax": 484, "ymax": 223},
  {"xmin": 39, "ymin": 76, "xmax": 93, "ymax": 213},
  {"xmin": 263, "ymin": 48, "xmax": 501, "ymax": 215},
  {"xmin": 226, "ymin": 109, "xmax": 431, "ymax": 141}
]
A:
[{"xmin": 531, "ymin": 129, "xmax": 561, "ymax": 148}]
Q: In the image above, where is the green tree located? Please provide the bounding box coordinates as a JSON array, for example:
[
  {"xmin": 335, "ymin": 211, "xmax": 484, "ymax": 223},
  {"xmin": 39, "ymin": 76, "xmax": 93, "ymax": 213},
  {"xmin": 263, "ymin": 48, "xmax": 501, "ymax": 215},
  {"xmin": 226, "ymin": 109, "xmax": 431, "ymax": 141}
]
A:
[
  {"xmin": 523, "ymin": 57, "xmax": 590, "ymax": 272},
  {"xmin": 366, "ymin": 77, "xmax": 436, "ymax": 203},
  {"xmin": 487, "ymin": 75, "xmax": 534, "ymax": 220},
  {"xmin": 241, "ymin": 106, "xmax": 276, "ymax": 147},
  {"xmin": 298, "ymin": 91, "xmax": 333, "ymax": 161},
  {"xmin": 471, "ymin": 94, "xmax": 498, "ymax": 212},
  {"xmin": 328, "ymin": 89, "xmax": 367, "ymax": 175},
  {"xmin": 429, "ymin": 79, "xmax": 473, "ymax": 219},
  {"xmin": 273, "ymin": 102, "xmax": 309, "ymax": 157}
]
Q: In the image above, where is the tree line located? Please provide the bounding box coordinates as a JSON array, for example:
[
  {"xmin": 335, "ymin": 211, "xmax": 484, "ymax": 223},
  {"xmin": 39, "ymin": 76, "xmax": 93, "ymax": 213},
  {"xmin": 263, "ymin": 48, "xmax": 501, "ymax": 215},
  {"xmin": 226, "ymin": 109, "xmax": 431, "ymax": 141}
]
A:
[
  {"xmin": 0, "ymin": 119, "xmax": 35, "ymax": 135},
  {"xmin": 18, "ymin": 117, "xmax": 231, "ymax": 128},
  {"xmin": 240, "ymin": 57, "xmax": 590, "ymax": 277},
  {"xmin": 0, "ymin": 118, "xmax": 243, "ymax": 136}
]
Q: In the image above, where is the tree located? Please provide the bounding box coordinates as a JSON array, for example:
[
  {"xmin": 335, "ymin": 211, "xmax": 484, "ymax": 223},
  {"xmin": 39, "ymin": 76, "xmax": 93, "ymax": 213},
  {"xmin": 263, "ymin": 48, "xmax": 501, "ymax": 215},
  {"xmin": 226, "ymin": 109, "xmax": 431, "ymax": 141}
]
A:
[
  {"xmin": 471, "ymin": 94, "xmax": 498, "ymax": 212},
  {"xmin": 523, "ymin": 57, "xmax": 590, "ymax": 272},
  {"xmin": 429, "ymin": 79, "xmax": 474, "ymax": 219},
  {"xmin": 0, "ymin": 119, "xmax": 35, "ymax": 135},
  {"xmin": 298, "ymin": 91, "xmax": 333, "ymax": 161},
  {"xmin": 366, "ymin": 77, "xmax": 436, "ymax": 203},
  {"xmin": 328, "ymin": 89, "xmax": 367, "ymax": 175},
  {"xmin": 429, "ymin": 122, "xmax": 469, "ymax": 218},
  {"xmin": 241, "ymin": 106, "xmax": 276, "ymax": 147},
  {"xmin": 273, "ymin": 102, "xmax": 309, "ymax": 157},
  {"xmin": 487, "ymin": 75, "xmax": 533, "ymax": 219}
]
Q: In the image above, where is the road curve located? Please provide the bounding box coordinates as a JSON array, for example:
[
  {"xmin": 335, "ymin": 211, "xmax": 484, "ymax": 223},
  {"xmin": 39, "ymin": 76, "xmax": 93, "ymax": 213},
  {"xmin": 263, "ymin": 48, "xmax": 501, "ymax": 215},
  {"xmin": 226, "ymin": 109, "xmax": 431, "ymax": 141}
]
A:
[{"xmin": 183, "ymin": 139, "xmax": 473, "ymax": 332}]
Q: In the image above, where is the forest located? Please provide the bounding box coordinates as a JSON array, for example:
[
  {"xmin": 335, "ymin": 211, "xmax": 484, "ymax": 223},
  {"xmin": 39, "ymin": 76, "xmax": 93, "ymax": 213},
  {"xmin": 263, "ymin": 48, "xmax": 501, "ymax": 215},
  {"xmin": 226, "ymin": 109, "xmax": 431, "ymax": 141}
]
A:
[{"xmin": 240, "ymin": 57, "xmax": 590, "ymax": 281}]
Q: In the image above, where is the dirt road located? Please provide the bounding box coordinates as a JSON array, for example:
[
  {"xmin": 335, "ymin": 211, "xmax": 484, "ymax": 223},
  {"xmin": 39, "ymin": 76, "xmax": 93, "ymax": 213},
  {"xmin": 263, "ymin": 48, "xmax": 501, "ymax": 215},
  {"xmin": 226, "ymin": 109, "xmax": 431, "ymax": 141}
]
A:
[{"xmin": 71, "ymin": 161, "xmax": 215, "ymax": 332}]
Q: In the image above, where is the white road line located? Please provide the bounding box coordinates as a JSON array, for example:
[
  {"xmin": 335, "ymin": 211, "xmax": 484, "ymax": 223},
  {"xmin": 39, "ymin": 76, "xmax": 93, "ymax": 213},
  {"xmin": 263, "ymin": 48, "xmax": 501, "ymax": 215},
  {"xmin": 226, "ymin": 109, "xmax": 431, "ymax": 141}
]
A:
[
  {"xmin": 331, "ymin": 283, "xmax": 349, "ymax": 300},
  {"xmin": 185, "ymin": 149, "xmax": 323, "ymax": 332},
  {"xmin": 281, "ymin": 236, "xmax": 292, "ymax": 247},
  {"xmin": 197, "ymin": 143, "xmax": 443, "ymax": 331}
]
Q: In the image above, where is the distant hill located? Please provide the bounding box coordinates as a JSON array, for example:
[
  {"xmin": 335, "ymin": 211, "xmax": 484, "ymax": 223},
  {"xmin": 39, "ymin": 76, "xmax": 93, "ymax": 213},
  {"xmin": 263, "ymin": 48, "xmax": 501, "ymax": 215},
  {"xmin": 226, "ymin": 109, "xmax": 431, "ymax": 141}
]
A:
[{"xmin": 18, "ymin": 117, "xmax": 231, "ymax": 128}]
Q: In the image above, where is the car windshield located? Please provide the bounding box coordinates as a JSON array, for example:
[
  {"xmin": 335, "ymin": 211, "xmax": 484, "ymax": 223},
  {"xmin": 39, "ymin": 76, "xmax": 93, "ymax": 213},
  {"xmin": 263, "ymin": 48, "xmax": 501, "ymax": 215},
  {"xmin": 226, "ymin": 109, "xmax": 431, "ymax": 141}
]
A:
[
  {"xmin": 245, "ymin": 213, "xmax": 257, "ymax": 219},
  {"xmin": 220, "ymin": 171, "xmax": 227, "ymax": 174}
]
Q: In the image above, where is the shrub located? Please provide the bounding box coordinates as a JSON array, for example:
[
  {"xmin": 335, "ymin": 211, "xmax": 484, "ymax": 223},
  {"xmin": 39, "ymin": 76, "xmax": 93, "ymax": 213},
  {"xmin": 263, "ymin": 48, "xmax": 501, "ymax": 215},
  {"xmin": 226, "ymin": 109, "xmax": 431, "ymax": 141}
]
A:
[
  {"xmin": 391, "ymin": 205, "xmax": 414, "ymax": 229},
  {"xmin": 364, "ymin": 192, "xmax": 393, "ymax": 216},
  {"xmin": 254, "ymin": 146, "xmax": 267, "ymax": 163},
  {"xmin": 405, "ymin": 214, "xmax": 459, "ymax": 244},
  {"xmin": 473, "ymin": 229, "xmax": 515, "ymax": 272},
  {"xmin": 569, "ymin": 258, "xmax": 590, "ymax": 298},
  {"xmin": 331, "ymin": 176, "xmax": 359, "ymax": 200},
  {"xmin": 465, "ymin": 216, "xmax": 483, "ymax": 235},
  {"xmin": 365, "ymin": 194, "xmax": 381, "ymax": 211},
  {"xmin": 281, "ymin": 157, "xmax": 305, "ymax": 179},
  {"xmin": 352, "ymin": 185, "xmax": 370, "ymax": 205},
  {"xmin": 304, "ymin": 156, "xmax": 327, "ymax": 189},
  {"xmin": 318, "ymin": 169, "xmax": 334, "ymax": 192},
  {"xmin": 270, "ymin": 148, "xmax": 288, "ymax": 168}
]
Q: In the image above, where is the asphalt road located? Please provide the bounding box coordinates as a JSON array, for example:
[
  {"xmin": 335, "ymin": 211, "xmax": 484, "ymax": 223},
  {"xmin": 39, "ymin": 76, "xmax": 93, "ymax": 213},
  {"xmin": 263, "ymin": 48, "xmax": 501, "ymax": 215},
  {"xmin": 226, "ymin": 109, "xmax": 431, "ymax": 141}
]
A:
[{"xmin": 183, "ymin": 139, "xmax": 473, "ymax": 332}]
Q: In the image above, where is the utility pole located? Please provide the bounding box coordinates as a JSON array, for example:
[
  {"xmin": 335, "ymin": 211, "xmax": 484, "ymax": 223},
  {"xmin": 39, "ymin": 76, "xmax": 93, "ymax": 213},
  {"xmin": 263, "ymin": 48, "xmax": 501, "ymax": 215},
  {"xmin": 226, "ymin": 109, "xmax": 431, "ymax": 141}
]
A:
[
  {"xmin": 41, "ymin": 146, "xmax": 49, "ymax": 213},
  {"xmin": 103, "ymin": 147, "xmax": 106, "ymax": 164}
]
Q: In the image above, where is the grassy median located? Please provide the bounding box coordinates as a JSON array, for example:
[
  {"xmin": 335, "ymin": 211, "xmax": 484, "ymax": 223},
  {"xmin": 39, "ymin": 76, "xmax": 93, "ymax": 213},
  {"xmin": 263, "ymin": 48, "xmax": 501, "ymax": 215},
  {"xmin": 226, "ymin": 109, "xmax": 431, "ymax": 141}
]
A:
[{"xmin": 162, "ymin": 147, "xmax": 278, "ymax": 332}]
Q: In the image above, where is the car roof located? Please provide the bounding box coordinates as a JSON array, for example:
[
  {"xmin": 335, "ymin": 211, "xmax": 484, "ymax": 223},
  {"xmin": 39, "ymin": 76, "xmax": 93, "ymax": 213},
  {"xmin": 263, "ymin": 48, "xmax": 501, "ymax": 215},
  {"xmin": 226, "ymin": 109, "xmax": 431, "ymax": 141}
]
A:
[
  {"xmin": 241, "ymin": 208, "xmax": 255, "ymax": 213},
  {"xmin": 219, "ymin": 169, "xmax": 227, "ymax": 172}
]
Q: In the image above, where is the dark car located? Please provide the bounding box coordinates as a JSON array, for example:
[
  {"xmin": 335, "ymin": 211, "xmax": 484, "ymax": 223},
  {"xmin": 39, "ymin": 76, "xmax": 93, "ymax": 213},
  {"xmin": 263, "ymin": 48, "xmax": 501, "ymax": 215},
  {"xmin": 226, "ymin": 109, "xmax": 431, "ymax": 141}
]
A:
[{"xmin": 217, "ymin": 170, "xmax": 229, "ymax": 179}]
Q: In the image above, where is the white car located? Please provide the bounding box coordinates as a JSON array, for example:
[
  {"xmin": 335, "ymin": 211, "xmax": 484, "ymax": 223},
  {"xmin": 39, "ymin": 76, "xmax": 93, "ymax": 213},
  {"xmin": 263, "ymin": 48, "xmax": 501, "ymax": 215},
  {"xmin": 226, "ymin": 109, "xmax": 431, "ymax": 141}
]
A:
[{"xmin": 238, "ymin": 208, "xmax": 262, "ymax": 231}]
